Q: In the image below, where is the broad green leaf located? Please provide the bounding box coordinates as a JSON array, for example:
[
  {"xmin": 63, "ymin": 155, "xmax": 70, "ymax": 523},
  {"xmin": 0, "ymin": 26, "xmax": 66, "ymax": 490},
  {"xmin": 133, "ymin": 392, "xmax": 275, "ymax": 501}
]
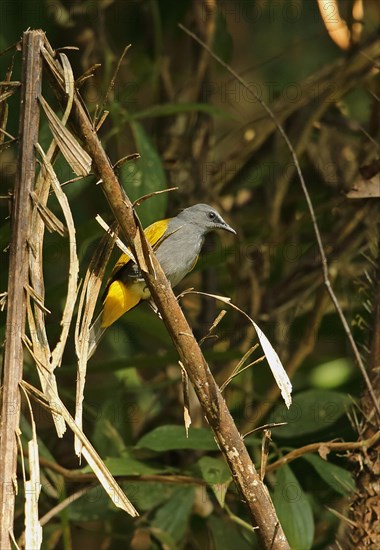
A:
[
  {"xmin": 270, "ymin": 390, "xmax": 352, "ymax": 438},
  {"xmin": 150, "ymin": 528, "xmax": 178, "ymax": 550},
  {"xmin": 91, "ymin": 392, "xmax": 131, "ymax": 455},
  {"xmin": 103, "ymin": 455, "xmax": 167, "ymax": 476},
  {"xmin": 120, "ymin": 120, "xmax": 167, "ymax": 227},
  {"xmin": 208, "ymin": 515, "xmax": 254, "ymax": 550},
  {"xmin": 302, "ymin": 454, "xmax": 355, "ymax": 496},
  {"xmin": 197, "ymin": 457, "xmax": 232, "ymax": 507},
  {"xmin": 310, "ymin": 358, "xmax": 353, "ymax": 388},
  {"xmin": 69, "ymin": 486, "xmax": 112, "ymax": 521},
  {"xmin": 274, "ymin": 465, "xmax": 314, "ymax": 550},
  {"xmin": 136, "ymin": 425, "xmax": 218, "ymax": 451},
  {"xmin": 125, "ymin": 482, "xmax": 175, "ymax": 512},
  {"xmin": 152, "ymin": 487, "xmax": 195, "ymax": 543}
]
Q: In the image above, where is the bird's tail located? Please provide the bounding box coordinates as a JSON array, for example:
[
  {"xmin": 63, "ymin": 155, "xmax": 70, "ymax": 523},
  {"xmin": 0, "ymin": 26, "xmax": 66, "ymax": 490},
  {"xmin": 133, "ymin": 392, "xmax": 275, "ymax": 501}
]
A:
[{"xmin": 88, "ymin": 309, "xmax": 107, "ymax": 359}]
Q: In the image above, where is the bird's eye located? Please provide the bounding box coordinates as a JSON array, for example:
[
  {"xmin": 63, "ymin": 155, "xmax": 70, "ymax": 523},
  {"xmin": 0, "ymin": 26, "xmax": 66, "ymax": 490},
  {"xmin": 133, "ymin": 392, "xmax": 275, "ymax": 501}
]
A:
[{"xmin": 208, "ymin": 211, "xmax": 216, "ymax": 220}]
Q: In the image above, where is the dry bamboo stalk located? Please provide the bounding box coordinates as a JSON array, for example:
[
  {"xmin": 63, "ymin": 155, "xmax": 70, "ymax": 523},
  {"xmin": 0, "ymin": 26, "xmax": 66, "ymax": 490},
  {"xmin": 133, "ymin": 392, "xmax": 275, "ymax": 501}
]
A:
[{"xmin": 0, "ymin": 30, "xmax": 44, "ymax": 549}]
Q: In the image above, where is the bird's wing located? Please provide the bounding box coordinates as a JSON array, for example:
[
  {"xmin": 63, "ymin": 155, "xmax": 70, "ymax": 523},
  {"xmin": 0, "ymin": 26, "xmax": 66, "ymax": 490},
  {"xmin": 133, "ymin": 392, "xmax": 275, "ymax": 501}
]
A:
[
  {"xmin": 109, "ymin": 218, "xmax": 171, "ymax": 280},
  {"xmin": 101, "ymin": 218, "xmax": 171, "ymax": 328}
]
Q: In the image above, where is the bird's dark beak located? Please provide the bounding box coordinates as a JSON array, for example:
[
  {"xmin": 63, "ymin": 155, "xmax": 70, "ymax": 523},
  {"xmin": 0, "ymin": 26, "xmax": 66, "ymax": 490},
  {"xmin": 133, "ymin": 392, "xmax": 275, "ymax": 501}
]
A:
[{"xmin": 219, "ymin": 221, "xmax": 236, "ymax": 235}]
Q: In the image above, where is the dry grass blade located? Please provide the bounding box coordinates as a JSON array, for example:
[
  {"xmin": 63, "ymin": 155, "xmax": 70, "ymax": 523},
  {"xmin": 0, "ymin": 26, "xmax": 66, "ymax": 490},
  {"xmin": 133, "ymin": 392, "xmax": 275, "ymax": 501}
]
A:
[
  {"xmin": 253, "ymin": 322, "xmax": 292, "ymax": 408},
  {"xmin": 35, "ymin": 144, "xmax": 79, "ymax": 371},
  {"xmin": 325, "ymin": 506, "xmax": 357, "ymax": 528},
  {"xmin": 180, "ymin": 291, "xmax": 292, "ymax": 408},
  {"xmin": 39, "ymin": 95, "xmax": 91, "ymax": 176},
  {"xmin": 133, "ymin": 223, "xmax": 150, "ymax": 274},
  {"xmin": 113, "ymin": 153, "xmax": 140, "ymax": 170},
  {"xmin": 199, "ymin": 310, "xmax": 227, "ymax": 346},
  {"xmin": 40, "ymin": 44, "xmax": 64, "ymax": 88},
  {"xmin": 59, "ymin": 53, "xmax": 74, "ymax": 104},
  {"xmin": 0, "ymin": 80, "xmax": 21, "ymax": 86},
  {"xmin": 20, "ymin": 387, "xmax": 42, "ymax": 550},
  {"xmin": 26, "ymin": 40, "xmax": 80, "ymax": 440},
  {"xmin": 220, "ymin": 345, "xmax": 259, "ymax": 392},
  {"xmin": 96, "ymin": 214, "xmax": 134, "ymax": 259},
  {"xmin": 0, "ymin": 89, "xmax": 18, "ymax": 103},
  {"xmin": 75, "ymin": 63, "xmax": 101, "ymax": 87},
  {"xmin": 30, "ymin": 190, "xmax": 67, "ymax": 236},
  {"xmin": 27, "ymin": 209, "xmax": 66, "ymax": 439},
  {"xmin": 0, "ymin": 139, "xmax": 16, "ymax": 152},
  {"xmin": 260, "ymin": 429, "xmax": 272, "ymax": 481},
  {"xmin": 0, "ymin": 291, "xmax": 7, "ymax": 311},
  {"xmin": 179, "ymin": 361, "xmax": 191, "ymax": 437},
  {"xmin": 74, "ymin": 224, "xmax": 116, "ymax": 456},
  {"xmin": 0, "ymin": 126, "xmax": 16, "ymax": 140},
  {"xmin": 94, "ymin": 43, "xmax": 131, "ymax": 127},
  {"xmin": 242, "ymin": 422, "xmax": 287, "ymax": 439},
  {"xmin": 21, "ymin": 380, "xmax": 139, "ymax": 517},
  {"xmin": 95, "ymin": 110, "xmax": 109, "ymax": 131},
  {"xmin": 132, "ymin": 186, "xmax": 179, "ymax": 207},
  {"xmin": 24, "ymin": 283, "xmax": 51, "ymax": 315}
]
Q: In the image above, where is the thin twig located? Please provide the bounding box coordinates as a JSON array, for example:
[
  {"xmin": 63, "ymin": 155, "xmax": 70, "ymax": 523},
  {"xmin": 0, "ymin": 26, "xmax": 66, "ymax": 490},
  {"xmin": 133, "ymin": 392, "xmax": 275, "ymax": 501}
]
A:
[
  {"xmin": 265, "ymin": 430, "xmax": 380, "ymax": 473},
  {"xmin": 132, "ymin": 186, "xmax": 178, "ymax": 207},
  {"xmin": 93, "ymin": 44, "xmax": 131, "ymax": 126}
]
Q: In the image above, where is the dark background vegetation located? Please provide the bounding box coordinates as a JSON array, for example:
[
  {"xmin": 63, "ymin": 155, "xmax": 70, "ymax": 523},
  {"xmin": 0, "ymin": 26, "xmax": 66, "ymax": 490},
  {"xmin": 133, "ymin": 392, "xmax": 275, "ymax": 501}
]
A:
[{"xmin": 1, "ymin": 1, "xmax": 379, "ymax": 549}]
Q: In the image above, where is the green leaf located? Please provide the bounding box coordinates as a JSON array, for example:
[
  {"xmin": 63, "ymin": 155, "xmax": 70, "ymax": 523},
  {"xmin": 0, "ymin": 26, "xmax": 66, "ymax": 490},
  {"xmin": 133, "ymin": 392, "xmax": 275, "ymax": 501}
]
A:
[
  {"xmin": 136, "ymin": 425, "xmax": 218, "ymax": 451},
  {"xmin": 302, "ymin": 454, "xmax": 355, "ymax": 496},
  {"xmin": 69, "ymin": 486, "xmax": 112, "ymax": 521},
  {"xmin": 120, "ymin": 121, "xmax": 167, "ymax": 227},
  {"xmin": 91, "ymin": 392, "xmax": 130, "ymax": 455},
  {"xmin": 197, "ymin": 457, "xmax": 232, "ymax": 507},
  {"xmin": 310, "ymin": 358, "xmax": 353, "ymax": 388},
  {"xmin": 208, "ymin": 515, "xmax": 254, "ymax": 550},
  {"xmin": 103, "ymin": 455, "xmax": 167, "ymax": 476},
  {"xmin": 125, "ymin": 482, "xmax": 175, "ymax": 512},
  {"xmin": 274, "ymin": 465, "xmax": 314, "ymax": 550},
  {"xmin": 150, "ymin": 527, "xmax": 178, "ymax": 550},
  {"xmin": 129, "ymin": 102, "xmax": 232, "ymax": 121},
  {"xmin": 152, "ymin": 487, "xmax": 195, "ymax": 543},
  {"xmin": 270, "ymin": 390, "xmax": 352, "ymax": 438}
]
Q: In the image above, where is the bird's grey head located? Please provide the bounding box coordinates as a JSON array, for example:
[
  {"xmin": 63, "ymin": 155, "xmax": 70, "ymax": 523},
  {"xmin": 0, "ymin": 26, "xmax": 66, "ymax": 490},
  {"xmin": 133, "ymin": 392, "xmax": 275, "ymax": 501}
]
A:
[{"xmin": 177, "ymin": 204, "xmax": 236, "ymax": 236}]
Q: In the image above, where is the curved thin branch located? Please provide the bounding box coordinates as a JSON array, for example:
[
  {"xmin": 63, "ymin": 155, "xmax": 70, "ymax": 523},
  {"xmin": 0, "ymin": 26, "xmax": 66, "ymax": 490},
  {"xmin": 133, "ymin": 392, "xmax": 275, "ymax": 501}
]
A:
[
  {"xmin": 178, "ymin": 23, "xmax": 380, "ymax": 422},
  {"xmin": 266, "ymin": 430, "xmax": 380, "ymax": 473}
]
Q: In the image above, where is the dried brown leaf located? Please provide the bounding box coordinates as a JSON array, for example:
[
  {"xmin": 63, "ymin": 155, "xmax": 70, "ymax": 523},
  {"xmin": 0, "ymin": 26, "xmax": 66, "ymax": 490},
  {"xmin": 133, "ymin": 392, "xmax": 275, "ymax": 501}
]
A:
[
  {"xmin": 39, "ymin": 95, "xmax": 91, "ymax": 176},
  {"xmin": 30, "ymin": 190, "xmax": 67, "ymax": 236},
  {"xmin": 35, "ymin": 144, "xmax": 79, "ymax": 370},
  {"xmin": 179, "ymin": 291, "xmax": 293, "ymax": 408},
  {"xmin": 21, "ymin": 381, "xmax": 139, "ymax": 517}
]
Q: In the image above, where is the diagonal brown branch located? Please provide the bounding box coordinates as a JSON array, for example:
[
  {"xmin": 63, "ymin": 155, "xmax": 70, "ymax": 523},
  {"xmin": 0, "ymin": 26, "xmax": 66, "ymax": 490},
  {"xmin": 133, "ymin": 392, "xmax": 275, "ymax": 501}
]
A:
[
  {"xmin": 0, "ymin": 30, "xmax": 44, "ymax": 550},
  {"xmin": 42, "ymin": 37, "xmax": 290, "ymax": 549}
]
